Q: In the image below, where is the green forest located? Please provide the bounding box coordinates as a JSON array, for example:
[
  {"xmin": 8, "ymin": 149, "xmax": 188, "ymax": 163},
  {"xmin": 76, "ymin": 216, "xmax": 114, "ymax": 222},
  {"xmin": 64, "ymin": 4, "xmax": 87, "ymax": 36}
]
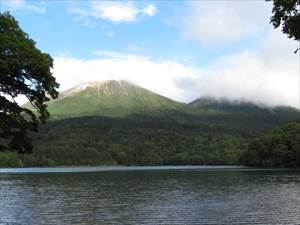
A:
[
  {"xmin": 242, "ymin": 119, "xmax": 300, "ymax": 167},
  {"xmin": 1, "ymin": 79, "xmax": 300, "ymax": 168},
  {"xmin": 0, "ymin": 116, "xmax": 246, "ymax": 167},
  {"xmin": 0, "ymin": 105, "xmax": 299, "ymax": 167}
]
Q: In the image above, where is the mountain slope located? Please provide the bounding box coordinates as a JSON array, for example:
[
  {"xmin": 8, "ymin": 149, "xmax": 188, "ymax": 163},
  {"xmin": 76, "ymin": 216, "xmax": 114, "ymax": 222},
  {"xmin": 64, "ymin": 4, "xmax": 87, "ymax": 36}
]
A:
[
  {"xmin": 188, "ymin": 97, "xmax": 300, "ymax": 132},
  {"xmin": 189, "ymin": 97, "xmax": 297, "ymax": 114},
  {"xmin": 7, "ymin": 82, "xmax": 299, "ymax": 167},
  {"xmin": 47, "ymin": 80, "xmax": 184, "ymax": 118}
]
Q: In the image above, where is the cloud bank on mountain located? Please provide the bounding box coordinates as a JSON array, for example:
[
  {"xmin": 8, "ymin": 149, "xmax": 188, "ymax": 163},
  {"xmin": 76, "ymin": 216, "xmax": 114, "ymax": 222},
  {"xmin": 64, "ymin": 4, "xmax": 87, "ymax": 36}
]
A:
[{"xmin": 52, "ymin": 28, "xmax": 299, "ymax": 108}]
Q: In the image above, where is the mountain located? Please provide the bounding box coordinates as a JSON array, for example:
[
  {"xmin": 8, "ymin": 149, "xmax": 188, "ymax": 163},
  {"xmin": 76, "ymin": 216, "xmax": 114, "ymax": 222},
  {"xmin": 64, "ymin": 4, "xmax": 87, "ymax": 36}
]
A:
[
  {"xmin": 188, "ymin": 97, "xmax": 300, "ymax": 132},
  {"xmin": 46, "ymin": 81, "xmax": 299, "ymax": 126},
  {"xmin": 5, "ymin": 81, "xmax": 298, "ymax": 168},
  {"xmin": 47, "ymin": 80, "xmax": 184, "ymax": 119}
]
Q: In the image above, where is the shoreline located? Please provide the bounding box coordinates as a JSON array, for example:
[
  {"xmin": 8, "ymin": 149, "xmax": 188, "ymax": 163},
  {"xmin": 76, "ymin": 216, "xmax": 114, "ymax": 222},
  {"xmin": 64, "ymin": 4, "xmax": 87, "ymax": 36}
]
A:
[{"xmin": 1, "ymin": 165, "xmax": 299, "ymax": 174}]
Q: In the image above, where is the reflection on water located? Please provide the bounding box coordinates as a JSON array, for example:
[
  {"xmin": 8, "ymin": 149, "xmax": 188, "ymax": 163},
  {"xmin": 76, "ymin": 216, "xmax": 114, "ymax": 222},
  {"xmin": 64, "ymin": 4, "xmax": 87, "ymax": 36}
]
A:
[{"xmin": 1, "ymin": 166, "xmax": 300, "ymax": 225}]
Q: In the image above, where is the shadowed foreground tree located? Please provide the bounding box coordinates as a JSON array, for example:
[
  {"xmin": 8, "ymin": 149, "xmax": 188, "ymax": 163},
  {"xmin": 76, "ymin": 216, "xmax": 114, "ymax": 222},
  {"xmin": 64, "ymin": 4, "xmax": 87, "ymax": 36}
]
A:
[
  {"xmin": 0, "ymin": 12, "xmax": 59, "ymax": 153},
  {"xmin": 269, "ymin": 0, "xmax": 300, "ymax": 52}
]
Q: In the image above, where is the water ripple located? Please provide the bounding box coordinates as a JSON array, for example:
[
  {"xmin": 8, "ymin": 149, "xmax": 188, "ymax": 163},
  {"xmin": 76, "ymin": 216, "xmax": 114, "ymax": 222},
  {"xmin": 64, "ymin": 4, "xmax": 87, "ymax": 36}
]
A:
[{"xmin": 0, "ymin": 167, "xmax": 300, "ymax": 224}]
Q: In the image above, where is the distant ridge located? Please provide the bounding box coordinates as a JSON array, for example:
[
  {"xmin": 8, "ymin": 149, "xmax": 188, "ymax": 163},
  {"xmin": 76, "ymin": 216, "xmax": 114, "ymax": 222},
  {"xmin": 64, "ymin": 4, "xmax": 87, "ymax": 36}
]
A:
[{"xmin": 189, "ymin": 97, "xmax": 299, "ymax": 114}]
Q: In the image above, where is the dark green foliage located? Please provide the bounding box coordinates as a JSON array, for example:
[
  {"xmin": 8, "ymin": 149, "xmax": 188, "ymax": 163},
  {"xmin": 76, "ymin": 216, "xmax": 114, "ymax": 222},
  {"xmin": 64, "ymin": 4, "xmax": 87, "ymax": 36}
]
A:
[
  {"xmin": 242, "ymin": 120, "xmax": 300, "ymax": 167},
  {"xmin": 269, "ymin": 0, "xmax": 300, "ymax": 45},
  {"xmin": 0, "ymin": 12, "xmax": 59, "ymax": 153},
  {"xmin": 15, "ymin": 102, "xmax": 300, "ymax": 167},
  {"xmin": 0, "ymin": 151, "xmax": 23, "ymax": 167},
  {"xmin": 26, "ymin": 116, "xmax": 246, "ymax": 166}
]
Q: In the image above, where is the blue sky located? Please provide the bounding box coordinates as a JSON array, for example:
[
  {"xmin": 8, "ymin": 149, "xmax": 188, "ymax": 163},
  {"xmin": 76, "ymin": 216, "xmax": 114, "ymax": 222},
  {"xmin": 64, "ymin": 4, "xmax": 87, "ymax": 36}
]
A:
[
  {"xmin": 1, "ymin": 0, "xmax": 247, "ymax": 65},
  {"xmin": 1, "ymin": 0, "xmax": 299, "ymax": 107}
]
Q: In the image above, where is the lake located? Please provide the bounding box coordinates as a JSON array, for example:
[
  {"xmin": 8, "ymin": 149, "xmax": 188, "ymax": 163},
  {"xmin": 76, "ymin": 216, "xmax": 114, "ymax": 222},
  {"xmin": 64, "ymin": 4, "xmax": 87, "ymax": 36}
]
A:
[{"xmin": 1, "ymin": 166, "xmax": 300, "ymax": 225}]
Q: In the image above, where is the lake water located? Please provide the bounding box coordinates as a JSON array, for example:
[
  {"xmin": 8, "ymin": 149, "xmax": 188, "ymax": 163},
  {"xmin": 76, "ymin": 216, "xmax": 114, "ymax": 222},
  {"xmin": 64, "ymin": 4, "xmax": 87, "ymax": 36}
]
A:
[{"xmin": 1, "ymin": 166, "xmax": 300, "ymax": 225}]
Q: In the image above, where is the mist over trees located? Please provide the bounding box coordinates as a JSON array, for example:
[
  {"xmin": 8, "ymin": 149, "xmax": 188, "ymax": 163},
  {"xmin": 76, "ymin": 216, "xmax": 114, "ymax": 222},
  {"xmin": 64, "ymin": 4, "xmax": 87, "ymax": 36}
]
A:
[{"xmin": 242, "ymin": 0, "xmax": 300, "ymax": 167}]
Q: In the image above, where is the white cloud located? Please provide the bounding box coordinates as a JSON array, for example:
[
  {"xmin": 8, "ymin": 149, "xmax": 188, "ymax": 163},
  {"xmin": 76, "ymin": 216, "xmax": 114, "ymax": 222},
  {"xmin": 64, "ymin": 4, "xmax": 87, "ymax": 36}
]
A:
[
  {"xmin": 182, "ymin": 1, "xmax": 271, "ymax": 44},
  {"xmin": 51, "ymin": 50, "xmax": 292, "ymax": 108},
  {"xmin": 3, "ymin": 0, "xmax": 45, "ymax": 13},
  {"xmin": 70, "ymin": 1, "xmax": 157, "ymax": 24},
  {"xmin": 175, "ymin": 30, "xmax": 299, "ymax": 108},
  {"xmin": 90, "ymin": 1, "xmax": 138, "ymax": 22},
  {"xmin": 143, "ymin": 4, "xmax": 157, "ymax": 16},
  {"xmin": 52, "ymin": 52, "xmax": 191, "ymax": 102},
  {"xmin": 52, "ymin": 29, "xmax": 299, "ymax": 109}
]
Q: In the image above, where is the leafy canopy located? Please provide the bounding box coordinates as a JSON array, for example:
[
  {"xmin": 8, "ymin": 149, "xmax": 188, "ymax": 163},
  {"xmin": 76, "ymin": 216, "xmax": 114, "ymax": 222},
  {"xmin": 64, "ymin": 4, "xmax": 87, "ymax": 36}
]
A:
[
  {"xmin": 269, "ymin": 0, "xmax": 300, "ymax": 51},
  {"xmin": 0, "ymin": 12, "xmax": 59, "ymax": 153}
]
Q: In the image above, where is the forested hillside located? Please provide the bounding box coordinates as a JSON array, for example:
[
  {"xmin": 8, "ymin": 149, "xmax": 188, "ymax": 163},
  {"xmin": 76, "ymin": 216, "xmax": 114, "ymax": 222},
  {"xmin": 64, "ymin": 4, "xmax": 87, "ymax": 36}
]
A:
[
  {"xmin": 1, "ymin": 81, "xmax": 299, "ymax": 167},
  {"xmin": 21, "ymin": 116, "xmax": 246, "ymax": 166},
  {"xmin": 242, "ymin": 119, "xmax": 300, "ymax": 167}
]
